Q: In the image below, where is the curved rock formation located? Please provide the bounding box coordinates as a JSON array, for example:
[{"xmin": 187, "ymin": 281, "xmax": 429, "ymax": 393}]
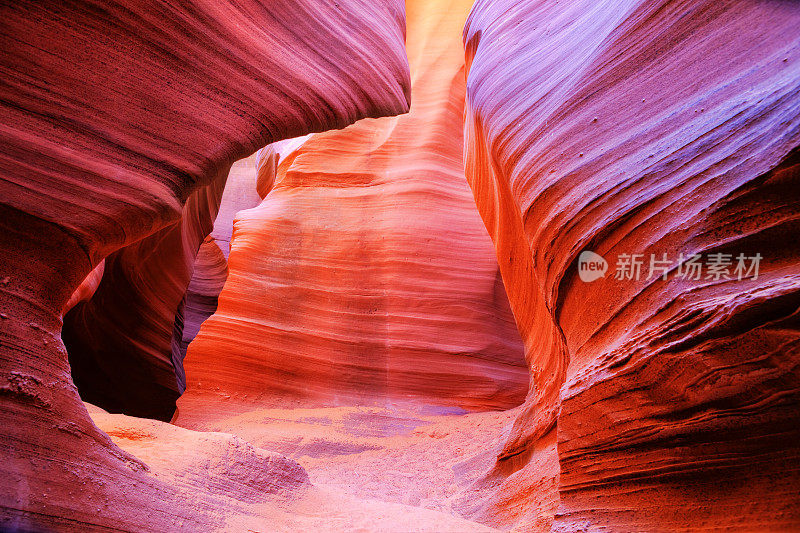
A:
[
  {"xmin": 176, "ymin": 0, "xmax": 527, "ymax": 426},
  {"xmin": 209, "ymin": 156, "xmax": 264, "ymax": 259},
  {"xmin": 5, "ymin": 0, "xmax": 798, "ymax": 530},
  {"xmin": 173, "ymin": 237, "xmax": 230, "ymax": 391},
  {"xmin": 63, "ymin": 172, "xmax": 227, "ymax": 420},
  {"xmin": 0, "ymin": 0, "xmax": 409, "ymax": 529},
  {"xmin": 62, "ymin": 260, "xmax": 106, "ymax": 316},
  {"xmin": 172, "ymin": 156, "xmax": 263, "ymax": 392},
  {"xmin": 462, "ymin": 0, "xmax": 800, "ymax": 530}
]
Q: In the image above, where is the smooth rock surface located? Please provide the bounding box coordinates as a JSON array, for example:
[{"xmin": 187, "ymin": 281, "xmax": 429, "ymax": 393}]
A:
[
  {"xmin": 463, "ymin": 0, "xmax": 800, "ymax": 530},
  {"xmin": 63, "ymin": 172, "xmax": 227, "ymax": 420},
  {"xmin": 0, "ymin": 0, "xmax": 409, "ymax": 528},
  {"xmin": 172, "ymin": 156, "xmax": 264, "ymax": 390},
  {"xmin": 177, "ymin": 0, "xmax": 527, "ymax": 425},
  {"xmin": 4, "ymin": 0, "xmax": 799, "ymax": 530}
]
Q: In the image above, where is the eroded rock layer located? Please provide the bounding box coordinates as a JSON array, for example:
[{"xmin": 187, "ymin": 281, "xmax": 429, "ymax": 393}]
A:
[
  {"xmin": 0, "ymin": 0, "xmax": 409, "ymax": 529},
  {"xmin": 63, "ymin": 170, "xmax": 226, "ymax": 420},
  {"xmin": 177, "ymin": 0, "xmax": 527, "ymax": 424},
  {"xmin": 463, "ymin": 0, "xmax": 800, "ymax": 530},
  {"xmin": 172, "ymin": 156, "xmax": 263, "ymax": 392},
  {"xmin": 84, "ymin": 402, "xmax": 498, "ymax": 532}
]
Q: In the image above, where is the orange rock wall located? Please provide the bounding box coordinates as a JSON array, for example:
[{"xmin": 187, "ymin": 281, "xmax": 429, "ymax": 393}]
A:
[
  {"xmin": 178, "ymin": 0, "xmax": 528, "ymax": 423},
  {"xmin": 172, "ymin": 157, "xmax": 263, "ymax": 392},
  {"xmin": 463, "ymin": 0, "xmax": 800, "ymax": 530}
]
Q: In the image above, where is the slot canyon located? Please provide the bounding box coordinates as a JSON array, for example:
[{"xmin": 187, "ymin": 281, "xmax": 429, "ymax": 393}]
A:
[{"xmin": 1, "ymin": 0, "xmax": 799, "ymax": 531}]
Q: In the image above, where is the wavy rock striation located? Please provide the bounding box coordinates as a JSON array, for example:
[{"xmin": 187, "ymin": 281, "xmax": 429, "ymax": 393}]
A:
[
  {"xmin": 0, "ymin": 0, "xmax": 409, "ymax": 529},
  {"xmin": 172, "ymin": 156, "xmax": 263, "ymax": 392},
  {"xmin": 463, "ymin": 0, "xmax": 800, "ymax": 530},
  {"xmin": 177, "ymin": 0, "xmax": 527, "ymax": 426}
]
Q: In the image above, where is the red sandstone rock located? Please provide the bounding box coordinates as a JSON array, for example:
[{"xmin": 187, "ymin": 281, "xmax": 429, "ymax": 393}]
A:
[
  {"xmin": 210, "ymin": 156, "xmax": 264, "ymax": 259},
  {"xmin": 0, "ymin": 0, "xmax": 409, "ymax": 529},
  {"xmin": 173, "ymin": 238, "xmax": 230, "ymax": 387},
  {"xmin": 173, "ymin": 157, "xmax": 263, "ymax": 391},
  {"xmin": 463, "ymin": 0, "xmax": 800, "ymax": 530},
  {"xmin": 176, "ymin": 0, "xmax": 527, "ymax": 426},
  {"xmin": 62, "ymin": 260, "xmax": 105, "ymax": 316},
  {"xmin": 255, "ymin": 146, "xmax": 280, "ymax": 200}
]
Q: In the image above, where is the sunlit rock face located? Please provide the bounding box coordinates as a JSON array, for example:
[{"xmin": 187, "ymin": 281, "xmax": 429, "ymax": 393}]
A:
[
  {"xmin": 463, "ymin": 0, "xmax": 800, "ymax": 530},
  {"xmin": 0, "ymin": 0, "xmax": 409, "ymax": 529},
  {"xmin": 176, "ymin": 0, "xmax": 527, "ymax": 425},
  {"xmin": 63, "ymin": 155, "xmax": 264, "ymax": 421},
  {"xmin": 3, "ymin": 0, "xmax": 798, "ymax": 530}
]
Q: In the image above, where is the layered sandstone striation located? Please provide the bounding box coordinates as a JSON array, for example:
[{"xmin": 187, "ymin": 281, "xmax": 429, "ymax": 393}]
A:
[
  {"xmin": 172, "ymin": 157, "xmax": 263, "ymax": 392},
  {"xmin": 463, "ymin": 0, "xmax": 800, "ymax": 530},
  {"xmin": 3, "ymin": 0, "xmax": 798, "ymax": 530},
  {"xmin": 176, "ymin": 0, "xmax": 527, "ymax": 425},
  {"xmin": 0, "ymin": 0, "xmax": 409, "ymax": 529}
]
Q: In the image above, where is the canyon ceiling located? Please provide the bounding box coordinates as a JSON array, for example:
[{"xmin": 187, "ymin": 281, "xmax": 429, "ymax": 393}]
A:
[{"xmin": 1, "ymin": 0, "xmax": 798, "ymax": 531}]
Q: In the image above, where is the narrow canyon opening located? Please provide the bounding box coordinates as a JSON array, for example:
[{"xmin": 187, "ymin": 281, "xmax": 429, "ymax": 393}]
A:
[
  {"xmin": 60, "ymin": 133, "xmax": 535, "ymax": 528},
  {"xmin": 55, "ymin": 1, "xmax": 537, "ymax": 525}
]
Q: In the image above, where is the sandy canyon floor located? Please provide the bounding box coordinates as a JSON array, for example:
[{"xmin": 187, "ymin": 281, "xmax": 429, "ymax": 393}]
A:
[{"xmin": 87, "ymin": 401, "xmax": 549, "ymax": 531}]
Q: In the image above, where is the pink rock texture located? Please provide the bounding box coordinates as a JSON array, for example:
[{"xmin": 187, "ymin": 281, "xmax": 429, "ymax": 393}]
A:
[
  {"xmin": 0, "ymin": 0, "xmax": 409, "ymax": 529},
  {"xmin": 86, "ymin": 402, "xmax": 495, "ymax": 532},
  {"xmin": 176, "ymin": 0, "xmax": 528, "ymax": 425},
  {"xmin": 462, "ymin": 0, "xmax": 800, "ymax": 530}
]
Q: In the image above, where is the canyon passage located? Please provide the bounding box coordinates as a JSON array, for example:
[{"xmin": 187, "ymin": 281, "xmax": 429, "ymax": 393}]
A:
[{"xmin": 1, "ymin": 0, "xmax": 799, "ymax": 531}]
